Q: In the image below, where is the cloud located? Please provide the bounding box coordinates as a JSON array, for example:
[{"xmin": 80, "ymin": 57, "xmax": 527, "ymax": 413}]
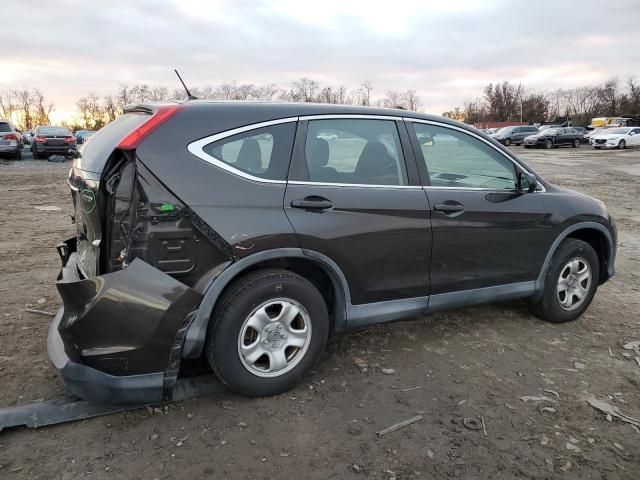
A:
[{"xmin": 2, "ymin": 0, "xmax": 639, "ymax": 118}]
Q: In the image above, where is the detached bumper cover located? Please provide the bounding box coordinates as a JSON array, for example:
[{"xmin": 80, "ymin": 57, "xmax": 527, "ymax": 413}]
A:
[
  {"xmin": 48, "ymin": 309, "xmax": 165, "ymax": 404},
  {"xmin": 49, "ymin": 238, "xmax": 202, "ymax": 404}
]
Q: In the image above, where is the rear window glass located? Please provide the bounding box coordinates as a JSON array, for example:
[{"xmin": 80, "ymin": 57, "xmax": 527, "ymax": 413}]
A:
[
  {"xmin": 38, "ymin": 127, "xmax": 71, "ymax": 136},
  {"xmin": 0, "ymin": 122, "xmax": 12, "ymax": 132},
  {"xmin": 74, "ymin": 113, "xmax": 149, "ymax": 173}
]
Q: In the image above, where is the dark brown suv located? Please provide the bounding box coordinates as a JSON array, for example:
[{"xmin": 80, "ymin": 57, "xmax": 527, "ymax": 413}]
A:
[{"xmin": 49, "ymin": 101, "xmax": 616, "ymax": 404}]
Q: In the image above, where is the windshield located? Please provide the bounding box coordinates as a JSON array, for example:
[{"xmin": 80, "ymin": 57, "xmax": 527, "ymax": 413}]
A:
[
  {"xmin": 544, "ymin": 129, "xmax": 562, "ymax": 135},
  {"xmin": 0, "ymin": 122, "xmax": 12, "ymax": 132},
  {"xmin": 496, "ymin": 127, "xmax": 513, "ymax": 134},
  {"xmin": 606, "ymin": 128, "xmax": 631, "ymax": 135},
  {"xmin": 38, "ymin": 127, "xmax": 71, "ymax": 136}
]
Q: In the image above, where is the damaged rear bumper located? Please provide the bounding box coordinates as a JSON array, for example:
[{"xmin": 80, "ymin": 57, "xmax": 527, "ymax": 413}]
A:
[
  {"xmin": 48, "ymin": 310, "xmax": 165, "ymax": 404},
  {"xmin": 49, "ymin": 238, "xmax": 202, "ymax": 405}
]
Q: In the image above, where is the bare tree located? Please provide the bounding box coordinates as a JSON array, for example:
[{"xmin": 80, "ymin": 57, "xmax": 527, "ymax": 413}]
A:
[
  {"xmin": 291, "ymin": 78, "xmax": 319, "ymax": 102},
  {"xmin": 383, "ymin": 90, "xmax": 405, "ymax": 108},
  {"xmin": 116, "ymin": 84, "xmax": 132, "ymax": 114},
  {"xmin": 103, "ymin": 95, "xmax": 117, "ymax": 123},
  {"xmin": 403, "ymin": 90, "xmax": 422, "ymax": 111}
]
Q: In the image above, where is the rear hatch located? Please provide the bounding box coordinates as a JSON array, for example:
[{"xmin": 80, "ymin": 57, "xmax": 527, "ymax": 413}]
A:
[
  {"xmin": 69, "ymin": 112, "xmax": 152, "ymax": 277},
  {"xmin": 0, "ymin": 122, "xmax": 17, "ymax": 147}
]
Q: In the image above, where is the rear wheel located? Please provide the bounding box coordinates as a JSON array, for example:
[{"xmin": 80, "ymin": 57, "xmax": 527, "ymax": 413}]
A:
[
  {"xmin": 619, "ymin": 140, "xmax": 626, "ymax": 150},
  {"xmin": 531, "ymin": 239, "xmax": 599, "ymax": 323},
  {"xmin": 545, "ymin": 139, "xmax": 553, "ymax": 149},
  {"xmin": 13, "ymin": 149, "xmax": 22, "ymax": 160},
  {"xmin": 206, "ymin": 269, "xmax": 329, "ymax": 397},
  {"xmin": 573, "ymin": 139, "xmax": 580, "ymax": 148}
]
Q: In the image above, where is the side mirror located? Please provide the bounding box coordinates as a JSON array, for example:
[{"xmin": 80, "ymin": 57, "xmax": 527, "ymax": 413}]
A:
[{"xmin": 518, "ymin": 172, "xmax": 538, "ymax": 193}]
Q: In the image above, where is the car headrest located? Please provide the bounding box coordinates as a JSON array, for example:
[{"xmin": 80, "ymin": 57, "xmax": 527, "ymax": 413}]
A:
[
  {"xmin": 355, "ymin": 141, "xmax": 393, "ymax": 177},
  {"xmin": 306, "ymin": 137, "xmax": 330, "ymax": 168},
  {"xmin": 236, "ymin": 138, "xmax": 262, "ymax": 172}
]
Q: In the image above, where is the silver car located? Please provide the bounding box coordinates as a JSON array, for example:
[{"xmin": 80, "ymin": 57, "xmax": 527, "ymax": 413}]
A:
[{"xmin": 0, "ymin": 119, "xmax": 22, "ymax": 160}]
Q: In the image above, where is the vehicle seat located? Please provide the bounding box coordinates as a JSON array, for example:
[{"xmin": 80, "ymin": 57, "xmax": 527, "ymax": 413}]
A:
[
  {"xmin": 236, "ymin": 138, "xmax": 262, "ymax": 173},
  {"xmin": 306, "ymin": 137, "xmax": 339, "ymax": 182},
  {"xmin": 355, "ymin": 141, "xmax": 398, "ymax": 184}
]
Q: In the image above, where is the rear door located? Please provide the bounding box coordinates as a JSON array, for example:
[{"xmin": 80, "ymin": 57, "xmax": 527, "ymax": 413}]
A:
[
  {"xmin": 284, "ymin": 116, "xmax": 431, "ymax": 305},
  {"xmin": 407, "ymin": 120, "xmax": 549, "ymax": 295}
]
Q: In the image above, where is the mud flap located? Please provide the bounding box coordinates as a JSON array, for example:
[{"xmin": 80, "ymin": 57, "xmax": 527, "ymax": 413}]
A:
[{"xmin": 56, "ymin": 256, "xmax": 202, "ymax": 399}]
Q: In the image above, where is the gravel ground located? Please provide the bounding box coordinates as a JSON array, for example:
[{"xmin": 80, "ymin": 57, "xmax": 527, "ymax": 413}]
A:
[{"xmin": 0, "ymin": 145, "xmax": 639, "ymax": 479}]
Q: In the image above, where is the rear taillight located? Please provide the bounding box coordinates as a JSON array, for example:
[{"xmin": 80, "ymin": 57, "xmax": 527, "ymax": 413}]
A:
[
  {"xmin": 64, "ymin": 136, "xmax": 75, "ymax": 143},
  {"xmin": 34, "ymin": 136, "xmax": 46, "ymax": 143},
  {"xmin": 118, "ymin": 105, "xmax": 183, "ymax": 150},
  {"xmin": 3, "ymin": 134, "xmax": 17, "ymax": 141}
]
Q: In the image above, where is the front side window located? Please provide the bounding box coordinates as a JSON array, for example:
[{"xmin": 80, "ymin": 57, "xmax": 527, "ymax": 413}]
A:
[
  {"xmin": 304, "ymin": 119, "xmax": 408, "ymax": 186},
  {"xmin": 202, "ymin": 122, "xmax": 296, "ymax": 181},
  {"xmin": 412, "ymin": 123, "xmax": 517, "ymax": 190}
]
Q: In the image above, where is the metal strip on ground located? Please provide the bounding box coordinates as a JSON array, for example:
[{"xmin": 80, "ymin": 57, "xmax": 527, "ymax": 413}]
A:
[{"xmin": 0, "ymin": 375, "xmax": 226, "ymax": 432}]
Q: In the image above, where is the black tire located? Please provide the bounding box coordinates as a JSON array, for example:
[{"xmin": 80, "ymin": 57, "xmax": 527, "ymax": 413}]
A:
[
  {"xmin": 524, "ymin": 145, "xmax": 532, "ymax": 149},
  {"xmin": 573, "ymin": 139, "xmax": 580, "ymax": 148},
  {"xmin": 206, "ymin": 269, "xmax": 329, "ymax": 397},
  {"xmin": 545, "ymin": 139, "xmax": 553, "ymax": 149},
  {"xmin": 594, "ymin": 146, "xmax": 601, "ymax": 150},
  {"xmin": 619, "ymin": 140, "xmax": 626, "ymax": 150},
  {"xmin": 13, "ymin": 149, "xmax": 22, "ymax": 160},
  {"xmin": 531, "ymin": 238, "xmax": 599, "ymax": 323},
  {"xmin": 504, "ymin": 138, "xmax": 512, "ymax": 146},
  {"xmin": 32, "ymin": 149, "xmax": 40, "ymax": 159}
]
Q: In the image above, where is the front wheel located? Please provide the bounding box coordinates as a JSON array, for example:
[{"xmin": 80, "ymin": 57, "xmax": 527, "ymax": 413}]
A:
[
  {"xmin": 545, "ymin": 139, "xmax": 553, "ymax": 149},
  {"xmin": 619, "ymin": 140, "xmax": 626, "ymax": 150},
  {"xmin": 206, "ymin": 269, "xmax": 329, "ymax": 397},
  {"xmin": 504, "ymin": 138, "xmax": 512, "ymax": 146},
  {"xmin": 13, "ymin": 149, "xmax": 22, "ymax": 160},
  {"xmin": 531, "ymin": 239, "xmax": 599, "ymax": 323}
]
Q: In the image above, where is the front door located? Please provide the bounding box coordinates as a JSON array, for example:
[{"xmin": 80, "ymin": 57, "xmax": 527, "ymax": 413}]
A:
[
  {"xmin": 408, "ymin": 120, "xmax": 549, "ymax": 295},
  {"xmin": 284, "ymin": 117, "xmax": 431, "ymax": 305}
]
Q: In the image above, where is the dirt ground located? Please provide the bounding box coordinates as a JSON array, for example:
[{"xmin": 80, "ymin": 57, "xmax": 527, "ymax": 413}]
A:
[{"xmin": 0, "ymin": 144, "xmax": 639, "ymax": 479}]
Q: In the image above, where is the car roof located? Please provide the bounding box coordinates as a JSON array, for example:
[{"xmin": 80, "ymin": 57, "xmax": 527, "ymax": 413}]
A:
[{"xmin": 132, "ymin": 100, "xmax": 477, "ymax": 132}]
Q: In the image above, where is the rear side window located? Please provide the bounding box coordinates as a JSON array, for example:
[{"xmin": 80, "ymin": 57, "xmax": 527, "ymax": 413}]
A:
[
  {"xmin": 0, "ymin": 122, "xmax": 12, "ymax": 132},
  {"xmin": 202, "ymin": 123, "xmax": 296, "ymax": 181},
  {"xmin": 75, "ymin": 113, "xmax": 149, "ymax": 173},
  {"xmin": 303, "ymin": 119, "xmax": 408, "ymax": 186}
]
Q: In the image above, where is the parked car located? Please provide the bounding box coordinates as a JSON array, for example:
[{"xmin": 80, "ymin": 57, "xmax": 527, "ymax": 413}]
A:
[
  {"xmin": 538, "ymin": 125, "xmax": 562, "ymax": 131},
  {"xmin": 31, "ymin": 126, "xmax": 77, "ymax": 159},
  {"xmin": 523, "ymin": 128, "xmax": 583, "ymax": 149},
  {"xmin": 571, "ymin": 127, "xmax": 589, "ymax": 143},
  {"xmin": 591, "ymin": 127, "xmax": 640, "ymax": 149},
  {"xmin": 75, "ymin": 130, "xmax": 96, "ymax": 144},
  {"xmin": 49, "ymin": 102, "xmax": 616, "ymax": 404},
  {"xmin": 493, "ymin": 125, "xmax": 539, "ymax": 146},
  {"xmin": 0, "ymin": 119, "xmax": 22, "ymax": 160},
  {"xmin": 22, "ymin": 131, "xmax": 33, "ymax": 146}
]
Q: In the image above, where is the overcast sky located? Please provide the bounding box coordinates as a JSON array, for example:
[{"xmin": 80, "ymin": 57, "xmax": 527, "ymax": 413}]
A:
[{"xmin": 2, "ymin": 0, "xmax": 639, "ymax": 122}]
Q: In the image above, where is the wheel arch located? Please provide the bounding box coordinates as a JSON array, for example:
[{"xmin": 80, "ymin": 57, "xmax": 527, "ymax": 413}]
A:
[
  {"xmin": 536, "ymin": 222, "xmax": 614, "ymax": 294},
  {"xmin": 182, "ymin": 248, "xmax": 349, "ymax": 359}
]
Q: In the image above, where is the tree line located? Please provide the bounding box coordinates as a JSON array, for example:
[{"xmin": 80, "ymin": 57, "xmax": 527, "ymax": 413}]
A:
[
  {"xmin": 69, "ymin": 79, "xmax": 422, "ymax": 130},
  {"xmin": 0, "ymin": 88, "xmax": 54, "ymax": 130},
  {"xmin": 442, "ymin": 76, "xmax": 640, "ymax": 126}
]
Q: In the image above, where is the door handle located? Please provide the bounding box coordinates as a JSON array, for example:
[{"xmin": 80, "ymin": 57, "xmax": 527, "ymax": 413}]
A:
[
  {"xmin": 291, "ymin": 197, "xmax": 334, "ymax": 210},
  {"xmin": 433, "ymin": 202, "xmax": 465, "ymax": 214}
]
